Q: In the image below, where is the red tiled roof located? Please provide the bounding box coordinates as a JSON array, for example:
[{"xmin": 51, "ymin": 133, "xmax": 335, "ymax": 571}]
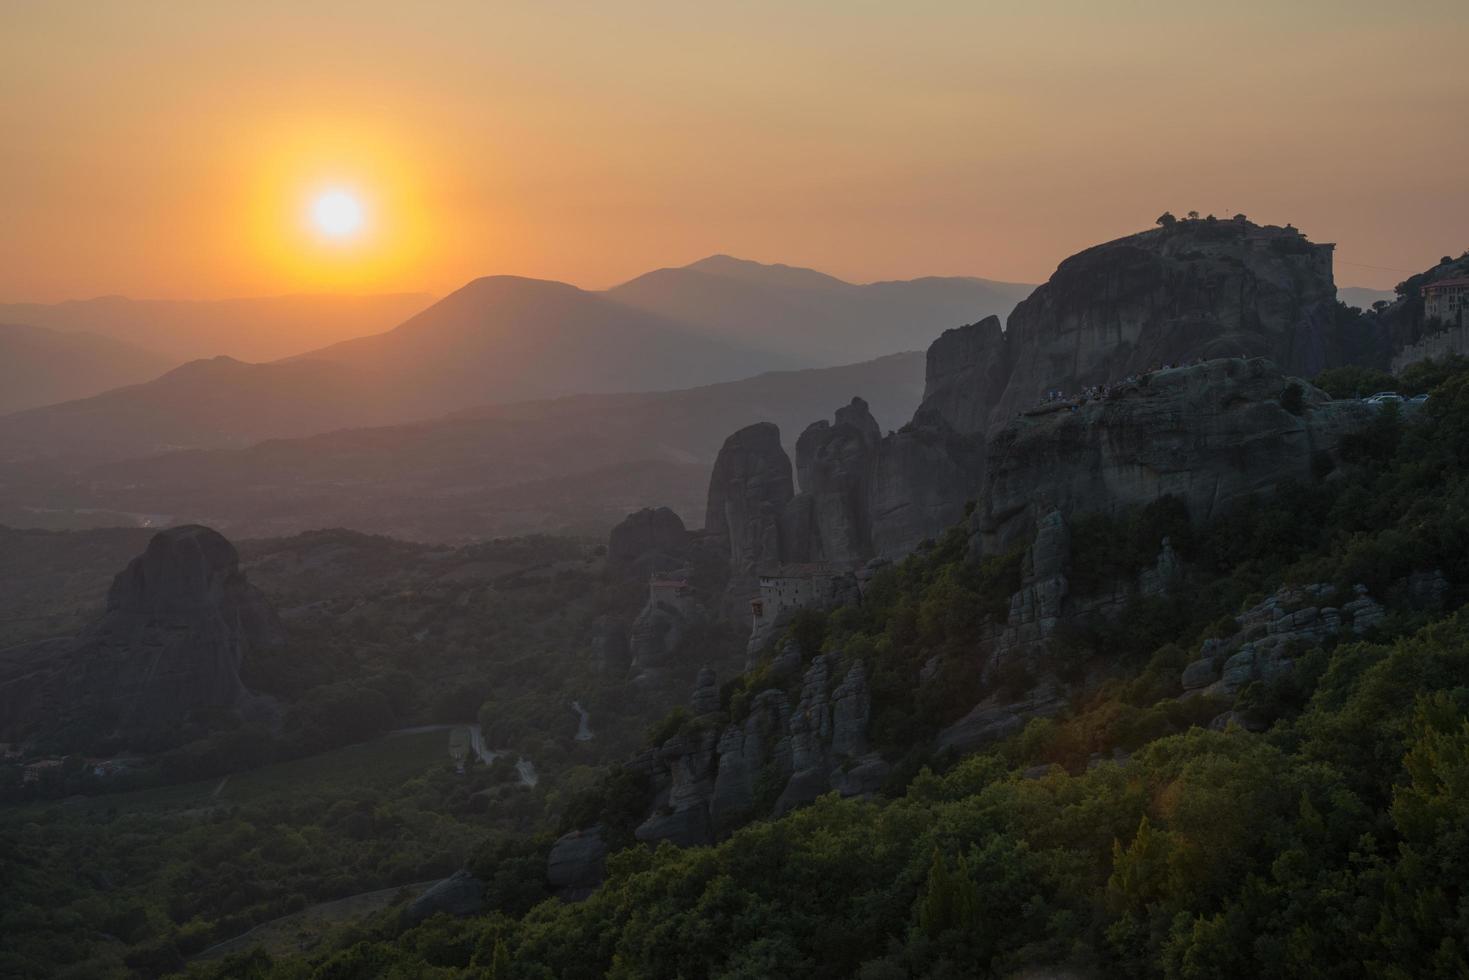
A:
[{"xmin": 1425, "ymin": 277, "xmax": 1469, "ymax": 291}]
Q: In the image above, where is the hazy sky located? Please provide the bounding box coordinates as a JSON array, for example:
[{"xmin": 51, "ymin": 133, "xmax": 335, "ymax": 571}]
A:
[{"xmin": 2, "ymin": 1, "xmax": 1465, "ymax": 301}]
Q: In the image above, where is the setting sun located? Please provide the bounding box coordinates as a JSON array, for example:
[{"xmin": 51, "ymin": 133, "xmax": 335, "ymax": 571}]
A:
[{"xmin": 310, "ymin": 189, "xmax": 365, "ymax": 240}]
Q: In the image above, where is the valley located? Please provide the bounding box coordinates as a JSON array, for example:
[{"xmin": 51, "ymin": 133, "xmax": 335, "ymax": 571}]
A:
[{"xmin": 3, "ymin": 220, "xmax": 1467, "ymax": 980}]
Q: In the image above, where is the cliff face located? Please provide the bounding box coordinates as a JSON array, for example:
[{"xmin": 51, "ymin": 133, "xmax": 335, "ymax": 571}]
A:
[
  {"xmin": 688, "ymin": 219, "xmax": 1376, "ymax": 640},
  {"xmin": 0, "ymin": 525, "xmax": 280, "ymax": 750},
  {"xmin": 990, "ymin": 220, "xmax": 1340, "ymax": 421},
  {"xmin": 920, "ymin": 314, "xmax": 1010, "ymax": 436},
  {"xmin": 975, "ymin": 358, "xmax": 1370, "ymax": 556},
  {"xmin": 792, "ymin": 397, "xmax": 882, "ymax": 563},
  {"xmin": 917, "ymin": 219, "xmax": 1346, "ymax": 444}
]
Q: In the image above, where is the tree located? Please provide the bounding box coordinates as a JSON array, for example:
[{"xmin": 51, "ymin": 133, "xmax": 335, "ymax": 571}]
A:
[
  {"xmin": 487, "ymin": 938, "xmax": 513, "ymax": 979},
  {"xmin": 917, "ymin": 847, "xmax": 979, "ymax": 939},
  {"xmin": 1186, "ymin": 210, "xmax": 1201, "ymax": 220},
  {"xmin": 1156, "ymin": 212, "xmax": 1177, "ymax": 228}
]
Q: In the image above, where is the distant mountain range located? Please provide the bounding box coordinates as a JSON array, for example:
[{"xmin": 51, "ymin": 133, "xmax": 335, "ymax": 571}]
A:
[
  {"xmin": 1338, "ymin": 285, "xmax": 1397, "ymax": 310},
  {"xmin": 0, "ymin": 257, "xmax": 1031, "ymax": 469},
  {"xmin": 0, "ymin": 322, "xmax": 171, "ymax": 414},
  {"xmin": 1, "ymin": 353, "xmax": 927, "ymax": 542},
  {"xmin": 606, "ymin": 255, "xmax": 1033, "ymax": 365},
  {"xmin": 0, "ymin": 292, "xmax": 435, "ymax": 363}
]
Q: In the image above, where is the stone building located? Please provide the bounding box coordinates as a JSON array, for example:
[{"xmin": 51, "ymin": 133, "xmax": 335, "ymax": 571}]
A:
[
  {"xmin": 1424, "ymin": 276, "xmax": 1469, "ymax": 327},
  {"xmin": 748, "ymin": 562, "xmax": 858, "ymax": 652}
]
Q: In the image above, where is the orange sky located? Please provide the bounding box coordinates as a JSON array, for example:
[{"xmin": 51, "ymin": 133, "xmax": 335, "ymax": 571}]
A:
[{"xmin": 2, "ymin": 1, "xmax": 1466, "ymax": 301}]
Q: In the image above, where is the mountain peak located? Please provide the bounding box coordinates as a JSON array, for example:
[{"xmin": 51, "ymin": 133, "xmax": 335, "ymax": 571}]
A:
[{"xmin": 681, "ymin": 255, "xmax": 851, "ymax": 291}]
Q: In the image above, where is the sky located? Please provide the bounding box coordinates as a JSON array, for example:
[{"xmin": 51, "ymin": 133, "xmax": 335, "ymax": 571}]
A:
[{"xmin": 2, "ymin": 1, "xmax": 1466, "ymax": 302}]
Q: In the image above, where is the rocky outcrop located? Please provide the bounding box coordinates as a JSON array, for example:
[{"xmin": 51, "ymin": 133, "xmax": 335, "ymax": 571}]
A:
[
  {"xmin": 990, "ymin": 218, "xmax": 1343, "ymax": 424},
  {"xmin": 705, "ymin": 422, "xmax": 796, "ymax": 586},
  {"xmin": 635, "ymin": 722, "xmax": 720, "ymax": 847},
  {"xmin": 975, "ymin": 358, "xmax": 1370, "ymax": 556},
  {"xmin": 709, "ymin": 688, "xmax": 791, "ymax": 830},
  {"xmin": 868, "ymin": 407, "xmax": 985, "ymax": 556},
  {"xmin": 0, "ymin": 525, "xmax": 281, "ymax": 750},
  {"xmin": 936, "ymin": 683, "xmax": 1068, "ymax": 756},
  {"xmin": 689, "ymin": 667, "xmax": 720, "ymax": 716},
  {"xmin": 793, "ymin": 397, "xmax": 882, "ymax": 562},
  {"xmin": 990, "ymin": 510, "xmax": 1070, "ymax": 667},
  {"xmin": 921, "ymin": 315, "xmax": 1010, "ymax": 436},
  {"xmin": 608, "ymin": 507, "xmax": 689, "ymax": 565},
  {"xmin": 699, "ymin": 219, "xmax": 1367, "ymax": 570},
  {"xmin": 634, "ymin": 653, "xmax": 881, "ymax": 846},
  {"xmin": 1179, "ymin": 582, "xmax": 1387, "ymax": 707},
  {"xmin": 405, "ymin": 870, "xmax": 484, "ymax": 924},
  {"xmin": 546, "ymin": 827, "xmax": 608, "ymax": 902},
  {"xmin": 627, "ymin": 591, "xmax": 705, "ymax": 684}
]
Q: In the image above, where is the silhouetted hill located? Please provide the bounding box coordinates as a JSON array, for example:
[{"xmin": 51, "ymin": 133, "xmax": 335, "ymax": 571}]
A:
[
  {"xmin": 13, "ymin": 352, "xmax": 925, "ymax": 541},
  {"xmin": 0, "ymin": 261, "xmax": 1013, "ymax": 469},
  {"xmin": 0, "ymin": 292, "xmax": 434, "ymax": 362},
  {"xmin": 607, "ymin": 255, "xmax": 1032, "ymax": 363},
  {"xmin": 0, "ymin": 356, "xmax": 371, "ymax": 468},
  {"xmin": 0, "ymin": 322, "xmax": 171, "ymax": 414},
  {"xmin": 1338, "ymin": 285, "xmax": 1396, "ymax": 310},
  {"xmin": 289, "ymin": 275, "xmax": 783, "ymax": 417}
]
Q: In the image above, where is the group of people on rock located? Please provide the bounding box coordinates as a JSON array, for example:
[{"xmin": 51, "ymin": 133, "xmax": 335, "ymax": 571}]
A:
[{"xmin": 1032, "ymin": 355, "xmax": 1229, "ymax": 411}]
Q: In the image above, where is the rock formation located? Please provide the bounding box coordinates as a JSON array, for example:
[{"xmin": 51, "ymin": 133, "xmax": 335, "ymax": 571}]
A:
[
  {"xmin": 920, "ymin": 314, "xmax": 1010, "ymax": 436},
  {"xmin": 546, "ymin": 827, "xmax": 609, "ymax": 902},
  {"xmin": 704, "ymin": 422, "xmax": 796, "ymax": 588},
  {"xmin": 792, "ymin": 397, "xmax": 882, "ymax": 562},
  {"xmin": 1181, "ymin": 582, "xmax": 1386, "ymax": 707},
  {"xmin": 0, "ymin": 524, "xmax": 280, "ymax": 750},
  {"xmin": 405, "ymin": 870, "xmax": 485, "ymax": 924},
  {"xmin": 974, "ymin": 358, "xmax": 1370, "ymax": 555},
  {"xmin": 631, "ymin": 652, "xmax": 882, "ymax": 846},
  {"xmin": 608, "ymin": 507, "xmax": 690, "ymax": 566},
  {"xmin": 626, "ymin": 587, "xmax": 706, "ymax": 685}
]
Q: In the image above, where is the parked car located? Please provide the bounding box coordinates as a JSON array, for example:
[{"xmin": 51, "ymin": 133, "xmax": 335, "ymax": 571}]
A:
[{"xmin": 1365, "ymin": 391, "xmax": 1404, "ymax": 405}]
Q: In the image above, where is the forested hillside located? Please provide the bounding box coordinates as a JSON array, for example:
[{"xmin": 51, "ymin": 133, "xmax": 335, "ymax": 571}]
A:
[{"xmin": 5, "ymin": 359, "xmax": 1464, "ymax": 979}]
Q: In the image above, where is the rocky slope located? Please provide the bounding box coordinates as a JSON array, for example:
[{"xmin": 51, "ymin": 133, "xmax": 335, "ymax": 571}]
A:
[{"xmin": 0, "ymin": 525, "xmax": 280, "ymax": 751}]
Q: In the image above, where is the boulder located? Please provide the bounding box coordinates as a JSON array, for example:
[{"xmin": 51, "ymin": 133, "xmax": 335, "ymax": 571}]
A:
[
  {"xmin": 546, "ymin": 827, "xmax": 608, "ymax": 902},
  {"xmin": 1180, "ymin": 658, "xmax": 1219, "ymax": 691},
  {"xmin": 405, "ymin": 870, "xmax": 484, "ymax": 924}
]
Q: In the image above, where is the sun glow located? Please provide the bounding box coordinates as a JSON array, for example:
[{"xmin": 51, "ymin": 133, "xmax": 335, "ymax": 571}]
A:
[
  {"xmin": 310, "ymin": 189, "xmax": 366, "ymax": 240},
  {"xmin": 241, "ymin": 120, "xmax": 441, "ymax": 291}
]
